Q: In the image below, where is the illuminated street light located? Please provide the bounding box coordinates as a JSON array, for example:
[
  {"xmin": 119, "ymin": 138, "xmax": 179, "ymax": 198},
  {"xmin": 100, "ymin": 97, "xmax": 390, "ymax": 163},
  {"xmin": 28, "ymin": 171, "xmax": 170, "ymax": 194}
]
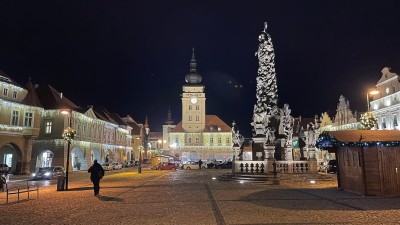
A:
[
  {"xmin": 158, "ymin": 139, "xmax": 167, "ymax": 167},
  {"xmin": 366, "ymin": 89, "xmax": 380, "ymax": 111},
  {"xmin": 61, "ymin": 109, "xmax": 75, "ymax": 191}
]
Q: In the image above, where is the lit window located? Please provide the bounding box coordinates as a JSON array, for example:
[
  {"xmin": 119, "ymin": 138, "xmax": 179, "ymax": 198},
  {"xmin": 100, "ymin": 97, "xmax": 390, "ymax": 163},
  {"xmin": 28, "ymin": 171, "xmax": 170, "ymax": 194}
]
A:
[
  {"xmin": 45, "ymin": 121, "xmax": 52, "ymax": 134},
  {"xmin": 24, "ymin": 111, "xmax": 34, "ymax": 127},
  {"xmin": 11, "ymin": 110, "xmax": 19, "ymax": 126},
  {"xmin": 195, "ymin": 137, "xmax": 199, "ymax": 144},
  {"xmin": 12, "ymin": 91, "xmax": 17, "ymax": 99},
  {"xmin": 210, "ymin": 137, "xmax": 214, "ymax": 144},
  {"xmin": 3, "ymin": 88, "xmax": 8, "ymax": 96},
  {"xmin": 218, "ymin": 137, "xmax": 222, "ymax": 144}
]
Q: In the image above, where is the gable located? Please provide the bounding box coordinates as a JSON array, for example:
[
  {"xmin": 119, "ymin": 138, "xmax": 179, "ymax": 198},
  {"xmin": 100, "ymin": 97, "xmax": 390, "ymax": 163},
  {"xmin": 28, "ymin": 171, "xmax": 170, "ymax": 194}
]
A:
[{"xmin": 84, "ymin": 108, "xmax": 98, "ymax": 120}]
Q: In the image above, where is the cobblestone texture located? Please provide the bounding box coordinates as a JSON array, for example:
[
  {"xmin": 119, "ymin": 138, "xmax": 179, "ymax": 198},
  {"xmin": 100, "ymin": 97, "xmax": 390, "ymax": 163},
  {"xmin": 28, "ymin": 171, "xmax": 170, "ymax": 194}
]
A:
[{"xmin": 0, "ymin": 169, "xmax": 399, "ymax": 225}]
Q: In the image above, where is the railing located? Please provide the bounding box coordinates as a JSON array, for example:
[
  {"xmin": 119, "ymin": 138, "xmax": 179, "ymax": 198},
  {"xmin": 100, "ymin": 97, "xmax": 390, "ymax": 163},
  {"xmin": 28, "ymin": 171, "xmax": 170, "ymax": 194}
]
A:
[
  {"xmin": 233, "ymin": 160, "xmax": 311, "ymax": 174},
  {"xmin": 234, "ymin": 161, "xmax": 267, "ymax": 174},
  {"xmin": 4, "ymin": 182, "xmax": 39, "ymax": 205},
  {"xmin": 276, "ymin": 161, "xmax": 310, "ymax": 173}
]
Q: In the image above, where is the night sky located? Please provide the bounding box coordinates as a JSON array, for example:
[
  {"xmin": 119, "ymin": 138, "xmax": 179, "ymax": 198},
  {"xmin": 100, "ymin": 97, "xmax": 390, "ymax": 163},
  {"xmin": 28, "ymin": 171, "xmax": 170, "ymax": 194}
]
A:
[{"xmin": 1, "ymin": 1, "xmax": 400, "ymax": 137}]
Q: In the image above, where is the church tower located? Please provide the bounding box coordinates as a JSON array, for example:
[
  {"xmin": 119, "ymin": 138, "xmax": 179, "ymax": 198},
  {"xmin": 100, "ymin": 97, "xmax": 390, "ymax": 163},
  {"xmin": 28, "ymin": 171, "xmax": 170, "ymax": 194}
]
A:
[{"xmin": 181, "ymin": 48, "xmax": 206, "ymax": 132}]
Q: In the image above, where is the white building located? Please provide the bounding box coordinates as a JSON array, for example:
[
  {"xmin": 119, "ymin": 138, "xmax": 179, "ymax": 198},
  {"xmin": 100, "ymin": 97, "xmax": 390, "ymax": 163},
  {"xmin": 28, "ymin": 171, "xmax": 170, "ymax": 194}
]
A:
[{"xmin": 370, "ymin": 67, "xmax": 400, "ymax": 130}]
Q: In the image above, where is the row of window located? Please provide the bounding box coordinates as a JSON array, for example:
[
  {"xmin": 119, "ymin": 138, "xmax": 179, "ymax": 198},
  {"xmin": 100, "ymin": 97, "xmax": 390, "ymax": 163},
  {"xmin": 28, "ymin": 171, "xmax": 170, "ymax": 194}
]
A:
[
  {"xmin": 188, "ymin": 105, "xmax": 200, "ymax": 110},
  {"xmin": 44, "ymin": 119, "xmax": 128, "ymax": 144},
  {"xmin": 188, "ymin": 115, "xmax": 199, "ymax": 121},
  {"xmin": 11, "ymin": 110, "xmax": 34, "ymax": 127},
  {"xmin": 3, "ymin": 88, "xmax": 18, "ymax": 99},
  {"xmin": 175, "ymin": 137, "xmax": 230, "ymax": 145}
]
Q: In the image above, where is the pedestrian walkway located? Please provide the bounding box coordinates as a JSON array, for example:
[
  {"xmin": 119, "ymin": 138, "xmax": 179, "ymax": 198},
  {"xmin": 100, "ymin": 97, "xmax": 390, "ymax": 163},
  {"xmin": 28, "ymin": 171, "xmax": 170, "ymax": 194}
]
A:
[{"xmin": 0, "ymin": 169, "xmax": 399, "ymax": 225}]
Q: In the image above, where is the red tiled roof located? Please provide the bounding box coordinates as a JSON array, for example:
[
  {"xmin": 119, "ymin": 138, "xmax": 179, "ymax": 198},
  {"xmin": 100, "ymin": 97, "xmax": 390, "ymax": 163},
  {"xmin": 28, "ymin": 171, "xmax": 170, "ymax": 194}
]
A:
[
  {"xmin": 327, "ymin": 130, "xmax": 400, "ymax": 142},
  {"xmin": 170, "ymin": 115, "xmax": 230, "ymax": 132}
]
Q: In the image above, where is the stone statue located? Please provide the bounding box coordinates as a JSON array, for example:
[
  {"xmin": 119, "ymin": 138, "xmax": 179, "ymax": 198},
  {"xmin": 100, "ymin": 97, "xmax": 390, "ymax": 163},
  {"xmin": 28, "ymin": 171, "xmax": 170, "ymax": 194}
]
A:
[
  {"xmin": 265, "ymin": 127, "xmax": 275, "ymax": 145},
  {"xmin": 307, "ymin": 122, "xmax": 316, "ymax": 147}
]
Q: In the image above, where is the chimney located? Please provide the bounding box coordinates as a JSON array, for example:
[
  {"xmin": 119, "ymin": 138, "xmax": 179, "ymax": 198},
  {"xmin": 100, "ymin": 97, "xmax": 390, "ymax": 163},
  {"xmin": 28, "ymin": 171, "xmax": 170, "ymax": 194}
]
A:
[
  {"xmin": 34, "ymin": 84, "xmax": 39, "ymax": 89},
  {"xmin": 87, "ymin": 105, "xmax": 93, "ymax": 109},
  {"xmin": 60, "ymin": 92, "xmax": 63, "ymax": 99}
]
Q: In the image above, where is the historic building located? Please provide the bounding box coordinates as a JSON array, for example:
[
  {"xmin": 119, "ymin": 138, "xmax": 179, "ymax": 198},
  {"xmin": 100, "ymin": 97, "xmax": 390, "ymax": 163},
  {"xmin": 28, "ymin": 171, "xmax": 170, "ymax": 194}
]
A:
[
  {"xmin": 320, "ymin": 95, "xmax": 361, "ymax": 132},
  {"xmin": 370, "ymin": 67, "xmax": 400, "ymax": 130},
  {"xmin": 168, "ymin": 50, "xmax": 232, "ymax": 163},
  {"xmin": 0, "ymin": 71, "xmax": 42, "ymax": 174},
  {"xmin": 30, "ymin": 83, "xmax": 132, "ymax": 172}
]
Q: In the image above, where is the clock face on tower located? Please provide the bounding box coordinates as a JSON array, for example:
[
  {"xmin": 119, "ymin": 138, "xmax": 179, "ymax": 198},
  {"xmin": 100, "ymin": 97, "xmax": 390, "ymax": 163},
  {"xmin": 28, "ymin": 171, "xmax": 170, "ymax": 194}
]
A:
[{"xmin": 190, "ymin": 97, "xmax": 198, "ymax": 104}]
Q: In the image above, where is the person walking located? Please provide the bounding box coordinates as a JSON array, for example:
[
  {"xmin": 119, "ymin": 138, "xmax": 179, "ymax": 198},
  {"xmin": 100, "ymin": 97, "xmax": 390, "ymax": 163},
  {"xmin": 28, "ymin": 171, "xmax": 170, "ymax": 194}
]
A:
[
  {"xmin": 88, "ymin": 160, "xmax": 105, "ymax": 196},
  {"xmin": 198, "ymin": 159, "xmax": 203, "ymax": 169}
]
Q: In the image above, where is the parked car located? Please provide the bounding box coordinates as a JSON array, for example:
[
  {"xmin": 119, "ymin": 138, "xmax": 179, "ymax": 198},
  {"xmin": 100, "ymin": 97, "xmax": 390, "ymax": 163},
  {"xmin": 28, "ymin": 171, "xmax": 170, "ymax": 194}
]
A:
[
  {"xmin": 157, "ymin": 163, "xmax": 177, "ymax": 170},
  {"xmin": 0, "ymin": 164, "xmax": 10, "ymax": 174},
  {"xmin": 216, "ymin": 161, "xmax": 233, "ymax": 169},
  {"xmin": 32, "ymin": 166, "xmax": 65, "ymax": 180},
  {"xmin": 111, "ymin": 162, "xmax": 122, "ymax": 170},
  {"xmin": 181, "ymin": 161, "xmax": 206, "ymax": 170},
  {"xmin": 102, "ymin": 163, "xmax": 113, "ymax": 171},
  {"xmin": 327, "ymin": 160, "xmax": 337, "ymax": 173}
]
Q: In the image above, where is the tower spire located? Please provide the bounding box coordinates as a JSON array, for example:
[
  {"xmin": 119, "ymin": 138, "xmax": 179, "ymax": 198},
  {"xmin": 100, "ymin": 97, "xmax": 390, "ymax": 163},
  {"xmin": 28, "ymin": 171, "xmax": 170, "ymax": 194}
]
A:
[
  {"xmin": 164, "ymin": 105, "xmax": 174, "ymax": 125},
  {"xmin": 190, "ymin": 48, "xmax": 197, "ymax": 73},
  {"xmin": 185, "ymin": 48, "xmax": 202, "ymax": 84}
]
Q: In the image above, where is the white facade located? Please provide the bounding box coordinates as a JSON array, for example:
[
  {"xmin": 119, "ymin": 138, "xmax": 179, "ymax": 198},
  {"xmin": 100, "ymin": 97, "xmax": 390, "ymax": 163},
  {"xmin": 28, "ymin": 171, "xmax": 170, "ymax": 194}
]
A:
[{"xmin": 370, "ymin": 67, "xmax": 400, "ymax": 130}]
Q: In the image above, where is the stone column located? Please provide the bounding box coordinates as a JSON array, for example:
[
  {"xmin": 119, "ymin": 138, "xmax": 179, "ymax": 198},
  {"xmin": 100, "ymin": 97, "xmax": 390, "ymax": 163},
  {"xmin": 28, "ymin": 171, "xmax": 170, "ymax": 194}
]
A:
[
  {"xmin": 308, "ymin": 146, "xmax": 318, "ymax": 173},
  {"xmin": 264, "ymin": 145, "xmax": 275, "ymax": 173},
  {"xmin": 22, "ymin": 136, "xmax": 33, "ymax": 174},
  {"xmin": 285, "ymin": 146, "xmax": 293, "ymax": 161}
]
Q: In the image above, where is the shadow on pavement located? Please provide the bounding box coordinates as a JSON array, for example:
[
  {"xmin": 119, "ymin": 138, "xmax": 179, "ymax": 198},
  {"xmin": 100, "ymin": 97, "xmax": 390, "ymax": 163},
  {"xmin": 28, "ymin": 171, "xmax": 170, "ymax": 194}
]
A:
[
  {"xmin": 96, "ymin": 195, "xmax": 124, "ymax": 202},
  {"xmin": 67, "ymin": 187, "xmax": 93, "ymax": 191}
]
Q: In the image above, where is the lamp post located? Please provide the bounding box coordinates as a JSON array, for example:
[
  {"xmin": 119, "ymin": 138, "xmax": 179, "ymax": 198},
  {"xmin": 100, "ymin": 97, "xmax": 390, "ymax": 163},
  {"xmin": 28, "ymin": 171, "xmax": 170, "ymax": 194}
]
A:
[
  {"xmin": 366, "ymin": 89, "xmax": 380, "ymax": 111},
  {"xmin": 158, "ymin": 139, "xmax": 166, "ymax": 166},
  {"xmin": 138, "ymin": 146, "xmax": 143, "ymax": 173},
  {"xmin": 61, "ymin": 109, "xmax": 75, "ymax": 191}
]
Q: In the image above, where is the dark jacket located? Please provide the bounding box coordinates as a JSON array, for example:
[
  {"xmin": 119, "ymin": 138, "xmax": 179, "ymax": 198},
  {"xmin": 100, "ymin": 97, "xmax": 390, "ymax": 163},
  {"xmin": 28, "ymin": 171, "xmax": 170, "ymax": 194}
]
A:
[{"xmin": 88, "ymin": 162, "xmax": 105, "ymax": 182}]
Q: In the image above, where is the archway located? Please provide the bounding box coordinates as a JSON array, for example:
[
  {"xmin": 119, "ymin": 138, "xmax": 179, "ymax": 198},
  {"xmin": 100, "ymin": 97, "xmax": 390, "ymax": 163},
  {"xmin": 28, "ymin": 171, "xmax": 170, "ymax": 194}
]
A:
[
  {"xmin": 0, "ymin": 143, "xmax": 22, "ymax": 174},
  {"xmin": 91, "ymin": 149, "xmax": 101, "ymax": 164},
  {"xmin": 71, "ymin": 147, "xmax": 85, "ymax": 171},
  {"xmin": 36, "ymin": 150, "xmax": 54, "ymax": 168}
]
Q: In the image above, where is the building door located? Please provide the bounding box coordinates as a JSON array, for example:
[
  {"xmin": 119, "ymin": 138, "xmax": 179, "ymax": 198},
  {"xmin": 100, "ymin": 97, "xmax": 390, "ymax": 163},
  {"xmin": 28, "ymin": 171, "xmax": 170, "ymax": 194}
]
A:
[{"xmin": 379, "ymin": 148, "xmax": 400, "ymax": 196}]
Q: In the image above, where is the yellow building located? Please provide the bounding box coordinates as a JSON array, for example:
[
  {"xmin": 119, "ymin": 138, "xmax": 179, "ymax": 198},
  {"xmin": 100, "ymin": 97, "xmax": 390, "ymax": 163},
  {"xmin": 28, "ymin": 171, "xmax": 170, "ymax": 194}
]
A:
[
  {"xmin": 0, "ymin": 71, "xmax": 42, "ymax": 174},
  {"xmin": 169, "ymin": 50, "xmax": 232, "ymax": 162}
]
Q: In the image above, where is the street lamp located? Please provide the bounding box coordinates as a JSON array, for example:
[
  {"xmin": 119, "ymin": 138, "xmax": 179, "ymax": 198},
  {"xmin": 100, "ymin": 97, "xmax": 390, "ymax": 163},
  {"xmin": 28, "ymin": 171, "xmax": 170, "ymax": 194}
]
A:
[
  {"xmin": 158, "ymin": 139, "xmax": 166, "ymax": 166},
  {"xmin": 61, "ymin": 109, "xmax": 75, "ymax": 191},
  {"xmin": 366, "ymin": 89, "xmax": 380, "ymax": 111},
  {"xmin": 137, "ymin": 146, "xmax": 143, "ymax": 173}
]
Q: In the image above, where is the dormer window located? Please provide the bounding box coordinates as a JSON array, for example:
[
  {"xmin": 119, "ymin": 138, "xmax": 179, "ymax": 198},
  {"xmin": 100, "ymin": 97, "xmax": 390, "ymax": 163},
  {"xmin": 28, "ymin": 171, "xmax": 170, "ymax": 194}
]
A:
[
  {"xmin": 3, "ymin": 88, "xmax": 8, "ymax": 96},
  {"xmin": 12, "ymin": 91, "xmax": 17, "ymax": 99},
  {"xmin": 217, "ymin": 127, "xmax": 221, "ymax": 131}
]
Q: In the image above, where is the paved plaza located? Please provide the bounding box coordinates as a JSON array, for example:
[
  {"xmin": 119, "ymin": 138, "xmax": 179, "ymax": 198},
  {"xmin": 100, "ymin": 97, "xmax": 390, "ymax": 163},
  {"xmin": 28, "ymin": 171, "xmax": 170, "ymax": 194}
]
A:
[{"xmin": 0, "ymin": 169, "xmax": 399, "ymax": 225}]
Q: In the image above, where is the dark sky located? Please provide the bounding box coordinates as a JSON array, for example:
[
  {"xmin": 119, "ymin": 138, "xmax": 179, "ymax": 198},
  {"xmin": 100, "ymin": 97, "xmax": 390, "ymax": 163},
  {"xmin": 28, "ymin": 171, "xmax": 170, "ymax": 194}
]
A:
[{"xmin": 1, "ymin": 1, "xmax": 400, "ymax": 137}]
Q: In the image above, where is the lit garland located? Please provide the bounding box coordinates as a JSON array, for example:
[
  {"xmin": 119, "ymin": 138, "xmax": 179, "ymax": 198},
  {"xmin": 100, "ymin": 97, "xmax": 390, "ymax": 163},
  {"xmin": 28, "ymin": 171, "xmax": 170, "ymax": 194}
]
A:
[
  {"xmin": 360, "ymin": 112, "xmax": 377, "ymax": 130},
  {"xmin": 316, "ymin": 131, "xmax": 400, "ymax": 148},
  {"xmin": 62, "ymin": 127, "xmax": 76, "ymax": 141}
]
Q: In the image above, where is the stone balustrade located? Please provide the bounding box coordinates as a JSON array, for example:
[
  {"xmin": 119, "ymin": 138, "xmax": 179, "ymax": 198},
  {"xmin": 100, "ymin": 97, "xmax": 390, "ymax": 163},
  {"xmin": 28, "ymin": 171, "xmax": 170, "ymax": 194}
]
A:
[{"xmin": 233, "ymin": 160, "xmax": 312, "ymax": 174}]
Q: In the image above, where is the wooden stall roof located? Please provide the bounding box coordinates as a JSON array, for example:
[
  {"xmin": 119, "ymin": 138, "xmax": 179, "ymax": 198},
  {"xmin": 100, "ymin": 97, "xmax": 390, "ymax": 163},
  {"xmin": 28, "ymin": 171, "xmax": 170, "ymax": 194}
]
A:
[{"xmin": 326, "ymin": 130, "xmax": 400, "ymax": 142}]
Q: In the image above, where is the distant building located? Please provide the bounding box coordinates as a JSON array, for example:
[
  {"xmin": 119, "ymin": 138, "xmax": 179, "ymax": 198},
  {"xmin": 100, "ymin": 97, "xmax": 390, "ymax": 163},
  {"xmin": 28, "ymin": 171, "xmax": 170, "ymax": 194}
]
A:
[
  {"xmin": 370, "ymin": 67, "xmax": 400, "ymax": 130},
  {"xmin": 168, "ymin": 49, "xmax": 232, "ymax": 162},
  {"xmin": 0, "ymin": 71, "xmax": 42, "ymax": 174}
]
